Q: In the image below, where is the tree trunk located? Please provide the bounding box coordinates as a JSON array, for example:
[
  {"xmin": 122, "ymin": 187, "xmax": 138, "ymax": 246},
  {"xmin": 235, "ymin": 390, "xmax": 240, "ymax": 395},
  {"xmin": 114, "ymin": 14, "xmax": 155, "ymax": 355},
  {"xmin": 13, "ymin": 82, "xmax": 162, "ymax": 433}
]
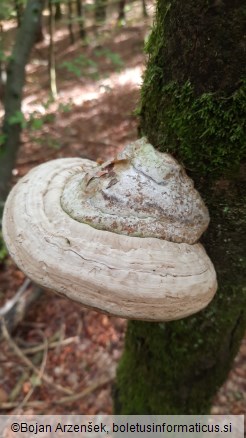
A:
[
  {"xmin": 0, "ymin": 24, "xmax": 6, "ymax": 103},
  {"xmin": 0, "ymin": 0, "xmax": 44, "ymax": 217},
  {"xmin": 14, "ymin": 0, "xmax": 24, "ymax": 27},
  {"xmin": 94, "ymin": 0, "xmax": 107, "ymax": 23},
  {"xmin": 48, "ymin": 0, "xmax": 58, "ymax": 98},
  {"xmin": 76, "ymin": 0, "xmax": 85, "ymax": 39},
  {"xmin": 141, "ymin": 0, "xmax": 147, "ymax": 18},
  {"xmin": 55, "ymin": 1, "xmax": 62, "ymax": 20},
  {"xmin": 114, "ymin": 0, "xmax": 246, "ymax": 414},
  {"xmin": 67, "ymin": 0, "xmax": 75, "ymax": 44},
  {"xmin": 118, "ymin": 0, "xmax": 126, "ymax": 21}
]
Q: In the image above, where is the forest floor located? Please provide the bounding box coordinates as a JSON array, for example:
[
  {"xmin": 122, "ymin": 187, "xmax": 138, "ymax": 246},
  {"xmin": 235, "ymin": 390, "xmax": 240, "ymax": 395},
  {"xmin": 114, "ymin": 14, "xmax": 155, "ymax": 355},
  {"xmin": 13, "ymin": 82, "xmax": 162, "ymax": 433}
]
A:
[{"xmin": 0, "ymin": 1, "xmax": 245, "ymax": 415}]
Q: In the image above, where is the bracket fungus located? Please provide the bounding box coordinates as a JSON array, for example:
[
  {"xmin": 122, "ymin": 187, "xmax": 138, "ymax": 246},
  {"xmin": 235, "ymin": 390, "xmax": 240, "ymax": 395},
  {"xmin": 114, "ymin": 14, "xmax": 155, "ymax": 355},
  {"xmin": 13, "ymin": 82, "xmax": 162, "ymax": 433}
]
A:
[{"xmin": 2, "ymin": 138, "xmax": 217, "ymax": 321}]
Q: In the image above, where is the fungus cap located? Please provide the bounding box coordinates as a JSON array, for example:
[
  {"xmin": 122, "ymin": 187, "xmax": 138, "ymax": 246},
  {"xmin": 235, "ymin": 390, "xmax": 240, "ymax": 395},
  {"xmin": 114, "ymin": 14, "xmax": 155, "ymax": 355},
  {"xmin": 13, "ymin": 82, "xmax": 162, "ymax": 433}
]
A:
[{"xmin": 2, "ymin": 139, "xmax": 217, "ymax": 321}]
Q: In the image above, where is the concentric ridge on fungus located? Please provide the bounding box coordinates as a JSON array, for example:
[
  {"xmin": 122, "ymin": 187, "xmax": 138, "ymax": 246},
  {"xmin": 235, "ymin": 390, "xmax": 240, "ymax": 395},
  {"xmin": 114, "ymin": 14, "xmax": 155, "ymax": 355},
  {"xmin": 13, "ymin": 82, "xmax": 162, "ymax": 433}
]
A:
[
  {"xmin": 2, "ymin": 142, "xmax": 217, "ymax": 321},
  {"xmin": 61, "ymin": 137, "xmax": 209, "ymax": 243}
]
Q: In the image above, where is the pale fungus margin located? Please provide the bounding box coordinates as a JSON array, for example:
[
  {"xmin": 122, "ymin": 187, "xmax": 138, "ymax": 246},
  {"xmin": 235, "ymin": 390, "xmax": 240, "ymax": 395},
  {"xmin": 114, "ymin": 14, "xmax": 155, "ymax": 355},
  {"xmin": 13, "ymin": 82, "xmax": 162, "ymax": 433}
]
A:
[{"xmin": 2, "ymin": 138, "xmax": 217, "ymax": 321}]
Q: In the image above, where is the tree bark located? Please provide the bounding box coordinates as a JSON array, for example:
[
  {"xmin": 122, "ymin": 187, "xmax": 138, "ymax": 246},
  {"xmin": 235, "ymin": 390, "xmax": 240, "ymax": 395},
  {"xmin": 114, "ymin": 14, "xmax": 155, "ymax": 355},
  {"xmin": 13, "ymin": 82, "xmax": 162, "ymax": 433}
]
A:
[
  {"xmin": 0, "ymin": 0, "xmax": 44, "ymax": 216},
  {"xmin": 48, "ymin": 0, "xmax": 58, "ymax": 98},
  {"xmin": 0, "ymin": 24, "xmax": 6, "ymax": 103},
  {"xmin": 14, "ymin": 0, "xmax": 24, "ymax": 27},
  {"xmin": 94, "ymin": 0, "xmax": 107, "ymax": 23},
  {"xmin": 118, "ymin": 0, "xmax": 126, "ymax": 21},
  {"xmin": 141, "ymin": 0, "xmax": 147, "ymax": 18},
  {"xmin": 67, "ymin": 0, "xmax": 75, "ymax": 44},
  {"xmin": 114, "ymin": 0, "xmax": 246, "ymax": 414},
  {"xmin": 55, "ymin": 1, "xmax": 62, "ymax": 20},
  {"xmin": 76, "ymin": 0, "xmax": 85, "ymax": 39}
]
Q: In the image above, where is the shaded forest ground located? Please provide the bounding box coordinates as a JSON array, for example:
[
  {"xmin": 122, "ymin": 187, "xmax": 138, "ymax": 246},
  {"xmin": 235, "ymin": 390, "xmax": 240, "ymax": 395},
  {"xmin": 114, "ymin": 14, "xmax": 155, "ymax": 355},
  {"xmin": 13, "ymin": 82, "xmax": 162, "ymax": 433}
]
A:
[{"xmin": 0, "ymin": 1, "xmax": 245, "ymax": 414}]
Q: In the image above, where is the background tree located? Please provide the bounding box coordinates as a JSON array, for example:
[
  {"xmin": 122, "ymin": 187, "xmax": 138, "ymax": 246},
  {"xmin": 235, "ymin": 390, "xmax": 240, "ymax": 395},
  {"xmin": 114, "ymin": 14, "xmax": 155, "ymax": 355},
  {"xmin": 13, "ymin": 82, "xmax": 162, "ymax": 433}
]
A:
[
  {"xmin": 0, "ymin": 0, "xmax": 44, "ymax": 216},
  {"xmin": 48, "ymin": 0, "xmax": 58, "ymax": 97},
  {"xmin": 67, "ymin": 0, "xmax": 75, "ymax": 44},
  {"xmin": 118, "ymin": 0, "xmax": 126, "ymax": 21},
  {"xmin": 141, "ymin": 0, "xmax": 147, "ymax": 17},
  {"xmin": 115, "ymin": 0, "xmax": 246, "ymax": 414},
  {"xmin": 76, "ymin": 0, "xmax": 85, "ymax": 39},
  {"xmin": 54, "ymin": 0, "xmax": 63, "ymax": 20},
  {"xmin": 94, "ymin": 0, "xmax": 107, "ymax": 23},
  {"xmin": 14, "ymin": 0, "xmax": 24, "ymax": 28}
]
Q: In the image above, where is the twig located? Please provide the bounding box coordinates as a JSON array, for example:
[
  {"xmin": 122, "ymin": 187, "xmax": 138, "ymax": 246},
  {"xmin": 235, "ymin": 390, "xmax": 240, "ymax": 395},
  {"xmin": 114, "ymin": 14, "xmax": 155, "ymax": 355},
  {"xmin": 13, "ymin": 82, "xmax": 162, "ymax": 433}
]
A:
[
  {"xmin": 1, "ymin": 318, "xmax": 73, "ymax": 395},
  {"xmin": 13, "ymin": 331, "xmax": 49, "ymax": 413},
  {"xmin": 0, "ymin": 400, "xmax": 46, "ymax": 410},
  {"xmin": 0, "ymin": 375, "xmax": 114, "ymax": 410},
  {"xmin": 55, "ymin": 375, "xmax": 114, "ymax": 405},
  {"xmin": 0, "ymin": 280, "xmax": 42, "ymax": 341},
  {"xmin": 9, "ymin": 371, "xmax": 29, "ymax": 402},
  {"xmin": 21, "ymin": 336, "xmax": 79, "ymax": 355},
  {"xmin": 0, "ymin": 278, "xmax": 31, "ymax": 316}
]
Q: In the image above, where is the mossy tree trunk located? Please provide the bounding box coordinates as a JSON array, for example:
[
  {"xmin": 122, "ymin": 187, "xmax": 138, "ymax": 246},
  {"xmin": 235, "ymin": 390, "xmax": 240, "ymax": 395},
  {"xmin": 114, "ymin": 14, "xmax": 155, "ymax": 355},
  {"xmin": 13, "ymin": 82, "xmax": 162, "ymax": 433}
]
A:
[
  {"xmin": 114, "ymin": 0, "xmax": 246, "ymax": 414},
  {"xmin": 0, "ymin": 0, "xmax": 43, "ymax": 217}
]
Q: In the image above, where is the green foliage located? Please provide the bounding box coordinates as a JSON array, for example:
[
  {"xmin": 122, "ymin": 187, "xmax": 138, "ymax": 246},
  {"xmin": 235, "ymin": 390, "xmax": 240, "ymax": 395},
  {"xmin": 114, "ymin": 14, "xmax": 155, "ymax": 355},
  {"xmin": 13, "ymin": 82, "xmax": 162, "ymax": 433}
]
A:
[
  {"xmin": 141, "ymin": 79, "xmax": 246, "ymax": 179},
  {"xmin": 8, "ymin": 110, "xmax": 27, "ymax": 129},
  {"xmin": 61, "ymin": 49, "xmax": 124, "ymax": 80},
  {"xmin": 0, "ymin": 0, "xmax": 13, "ymax": 20},
  {"xmin": 61, "ymin": 55, "xmax": 99, "ymax": 80},
  {"xmin": 29, "ymin": 116, "xmax": 44, "ymax": 131},
  {"xmin": 0, "ymin": 133, "xmax": 7, "ymax": 147},
  {"xmin": 26, "ymin": 100, "xmax": 73, "ymax": 150},
  {"xmin": 28, "ymin": 110, "xmax": 56, "ymax": 132},
  {"xmin": 43, "ymin": 137, "xmax": 61, "ymax": 149},
  {"xmin": 94, "ymin": 48, "xmax": 124, "ymax": 71},
  {"xmin": 15, "ymin": 0, "xmax": 26, "ymax": 7},
  {"xmin": 58, "ymin": 101, "xmax": 73, "ymax": 113},
  {"xmin": 0, "ymin": 51, "xmax": 11, "ymax": 63},
  {"xmin": 0, "ymin": 230, "xmax": 7, "ymax": 263},
  {"xmin": 0, "ymin": 0, "xmax": 26, "ymax": 21}
]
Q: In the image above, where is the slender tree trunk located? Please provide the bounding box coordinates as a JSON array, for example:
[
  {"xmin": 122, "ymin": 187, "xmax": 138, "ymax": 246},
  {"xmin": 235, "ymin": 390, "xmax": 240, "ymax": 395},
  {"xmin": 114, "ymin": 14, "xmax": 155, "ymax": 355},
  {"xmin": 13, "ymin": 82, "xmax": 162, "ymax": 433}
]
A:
[
  {"xmin": 55, "ymin": 0, "xmax": 62, "ymax": 20},
  {"xmin": 67, "ymin": 0, "xmax": 75, "ymax": 44},
  {"xmin": 94, "ymin": 0, "xmax": 107, "ymax": 23},
  {"xmin": 76, "ymin": 0, "xmax": 85, "ymax": 39},
  {"xmin": 14, "ymin": 0, "xmax": 24, "ymax": 27},
  {"xmin": 114, "ymin": 0, "xmax": 246, "ymax": 414},
  {"xmin": 0, "ymin": 0, "xmax": 44, "ymax": 217},
  {"xmin": 0, "ymin": 24, "xmax": 6, "ymax": 104},
  {"xmin": 141, "ymin": 0, "xmax": 147, "ymax": 18},
  {"xmin": 48, "ymin": 0, "xmax": 58, "ymax": 99},
  {"xmin": 35, "ymin": 13, "xmax": 44, "ymax": 43},
  {"xmin": 118, "ymin": 0, "xmax": 126, "ymax": 21}
]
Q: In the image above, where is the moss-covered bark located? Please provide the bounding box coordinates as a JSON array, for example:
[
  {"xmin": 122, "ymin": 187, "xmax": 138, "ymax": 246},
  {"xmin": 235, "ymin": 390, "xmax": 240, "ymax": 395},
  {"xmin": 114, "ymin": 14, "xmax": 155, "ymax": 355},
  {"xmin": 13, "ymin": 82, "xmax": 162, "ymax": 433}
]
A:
[
  {"xmin": 115, "ymin": 0, "xmax": 246, "ymax": 414},
  {"xmin": 0, "ymin": 0, "xmax": 43, "ymax": 216}
]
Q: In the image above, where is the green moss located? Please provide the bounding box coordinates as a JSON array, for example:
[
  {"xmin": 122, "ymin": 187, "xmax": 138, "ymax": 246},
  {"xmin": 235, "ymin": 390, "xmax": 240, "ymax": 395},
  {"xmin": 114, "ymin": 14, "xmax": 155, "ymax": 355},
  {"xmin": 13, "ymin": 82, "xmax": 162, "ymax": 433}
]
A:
[
  {"xmin": 140, "ymin": 80, "xmax": 246, "ymax": 179},
  {"xmin": 143, "ymin": 1, "xmax": 245, "ymax": 95},
  {"xmin": 0, "ymin": 230, "xmax": 7, "ymax": 263},
  {"xmin": 116, "ymin": 282, "xmax": 246, "ymax": 414},
  {"xmin": 115, "ymin": 180, "xmax": 246, "ymax": 414},
  {"xmin": 115, "ymin": 0, "xmax": 246, "ymax": 415},
  {"xmin": 116, "ymin": 256, "xmax": 246, "ymax": 414},
  {"xmin": 140, "ymin": 0, "xmax": 246, "ymax": 180}
]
